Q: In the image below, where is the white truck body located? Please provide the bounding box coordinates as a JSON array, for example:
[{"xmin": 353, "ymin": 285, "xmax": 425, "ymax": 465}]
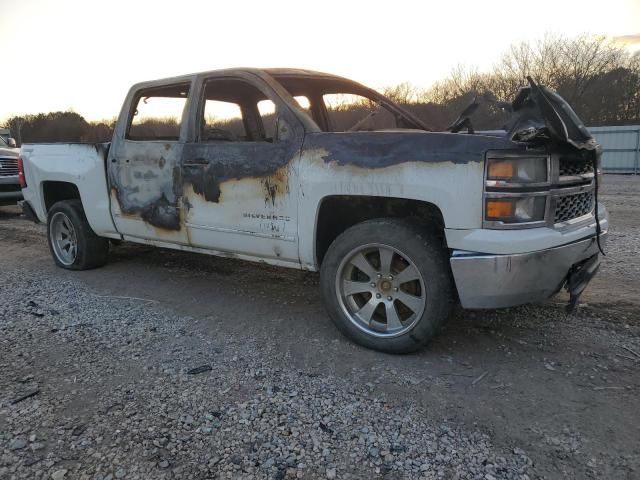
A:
[
  {"xmin": 19, "ymin": 68, "xmax": 608, "ymax": 318},
  {"xmin": 21, "ymin": 142, "xmax": 607, "ymax": 262}
]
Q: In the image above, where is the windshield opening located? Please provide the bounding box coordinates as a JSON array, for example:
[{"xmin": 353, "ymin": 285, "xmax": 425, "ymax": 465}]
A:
[
  {"xmin": 323, "ymin": 93, "xmax": 398, "ymax": 132},
  {"xmin": 268, "ymin": 73, "xmax": 428, "ymax": 133}
]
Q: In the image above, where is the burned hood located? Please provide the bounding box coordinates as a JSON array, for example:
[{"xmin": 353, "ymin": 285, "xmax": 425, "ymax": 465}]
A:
[{"xmin": 507, "ymin": 77, "xmax": 596, "ymax": 150}]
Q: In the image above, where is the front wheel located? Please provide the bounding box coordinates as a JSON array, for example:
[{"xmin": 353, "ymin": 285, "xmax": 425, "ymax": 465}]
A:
[
  {"xmin": 47, "ymin": 199, "xmax": 109, "ymax": 270},
  {"xmin": 320, "ymin": 219, "xmax": 453, "ymax": 353}
]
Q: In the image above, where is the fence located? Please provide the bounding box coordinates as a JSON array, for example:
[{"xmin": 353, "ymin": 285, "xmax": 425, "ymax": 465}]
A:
[{"xmin": 588, "ymin": 125, "xmax": 640, "ymax": 174}]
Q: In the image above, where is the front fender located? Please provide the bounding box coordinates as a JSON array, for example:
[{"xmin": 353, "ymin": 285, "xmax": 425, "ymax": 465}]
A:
[{"xmin": 297, "ymin": 147, "xmax": 486, "ymax": 269}]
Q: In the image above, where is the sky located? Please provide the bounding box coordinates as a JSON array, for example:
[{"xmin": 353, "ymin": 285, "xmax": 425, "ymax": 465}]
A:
[{"xmin": 0, "ymin": 0, "xmax": 639, "ymax": 121}]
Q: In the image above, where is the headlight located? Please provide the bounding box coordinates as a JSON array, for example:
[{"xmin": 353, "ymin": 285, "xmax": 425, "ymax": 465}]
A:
[
  {"xmin": 485, "ymin": 196, "xmax": 546, "ymax": 223},
  {"xmin": 486, "ymin": 157, "xmax": 548, "ymax": 185}
]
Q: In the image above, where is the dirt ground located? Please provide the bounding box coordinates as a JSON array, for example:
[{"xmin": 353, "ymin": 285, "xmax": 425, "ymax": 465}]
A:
[{"xmin": 1, "ymin": 175, "xmax": 639, "ymax": 479}]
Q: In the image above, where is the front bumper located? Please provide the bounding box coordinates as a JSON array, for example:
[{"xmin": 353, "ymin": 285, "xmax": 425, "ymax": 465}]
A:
[{"xmin": 450, "ymin": 231, "xmax": 607, "ymax": 309}]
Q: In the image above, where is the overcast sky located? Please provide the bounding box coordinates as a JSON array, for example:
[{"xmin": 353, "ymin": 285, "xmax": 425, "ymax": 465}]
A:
[{"xmin": 1, "ymin": 0, "xmax": 639, "ymax": 121}]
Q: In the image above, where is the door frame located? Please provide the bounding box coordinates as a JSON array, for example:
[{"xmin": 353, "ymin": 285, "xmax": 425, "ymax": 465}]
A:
[
  {"xmin": 178, "ymin": 71, "xmax": 307, "ymax": 261},
  {"xmin": 107, "ymin": 79, "xmax": 196, "ymax": 243}
]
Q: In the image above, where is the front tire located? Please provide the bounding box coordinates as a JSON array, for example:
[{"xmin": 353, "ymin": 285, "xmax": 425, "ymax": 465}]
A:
[
  {"xmin": 320, "ymin": 219, "xmax": 453, "ymax": 353},
  {"xmin": 47, "ymin": 200, "xmax": 109, "ymax": 270}
]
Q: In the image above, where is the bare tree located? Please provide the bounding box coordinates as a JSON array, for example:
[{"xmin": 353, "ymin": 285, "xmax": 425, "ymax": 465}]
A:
[
  {"xmin": 3, "ymin": 35, "xmax": 639, "ymax": 142},
  {"xmin": 418, "ymin": 34, "xmax": 639, "ymax": 128},
  {"xmin": 382, "ymin": 82, "xmax": 421, "ymax": 105}
]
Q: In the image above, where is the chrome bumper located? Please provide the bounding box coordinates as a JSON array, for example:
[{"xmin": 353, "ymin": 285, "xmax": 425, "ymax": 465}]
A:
[{"xmin": 450, "ymin": 232, "xmax": 607, "ymax": 309}]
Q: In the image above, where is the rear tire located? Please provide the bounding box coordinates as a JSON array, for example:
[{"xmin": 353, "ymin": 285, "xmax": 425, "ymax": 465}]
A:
[
  {"xmin": 47, "ymin": 199, "xmax": 109, "ymax": 270},
  {"xmin": 320, "ymin": 218, "xmax": 453, "ymax": 353}
]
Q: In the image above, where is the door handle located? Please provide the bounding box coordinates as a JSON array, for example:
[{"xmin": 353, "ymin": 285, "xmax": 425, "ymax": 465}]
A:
[{"xmin": 184, "ymin": 157, "xmax": 209, "ymax": 166}]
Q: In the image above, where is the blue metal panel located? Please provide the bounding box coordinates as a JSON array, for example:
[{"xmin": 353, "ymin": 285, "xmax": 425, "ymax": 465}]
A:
[{"xmin": 588, "ymin": 125, "xmax": 640, "ymax": 174}]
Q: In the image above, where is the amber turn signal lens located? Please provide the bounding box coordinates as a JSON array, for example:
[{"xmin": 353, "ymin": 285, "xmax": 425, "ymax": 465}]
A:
[
  {"xmin": 485, "ymin": 198, "xmax": 515, "ymax": 220},
  {"xmin": 487, "ymin": 160, "xmax": 515, "ymax": 180}
]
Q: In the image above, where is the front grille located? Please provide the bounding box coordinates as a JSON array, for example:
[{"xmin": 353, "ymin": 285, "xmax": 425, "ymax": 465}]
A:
[
  {"xmin": 559, "ymin": 157, "xmax": 594, "ymax": 177},
  {"xmin": 555, "ymin": 191, "xmax": 594, "ymax": 223},
  {"xmin": 0, "ymin": 157, "xmax": 19, "ymax": 176}
]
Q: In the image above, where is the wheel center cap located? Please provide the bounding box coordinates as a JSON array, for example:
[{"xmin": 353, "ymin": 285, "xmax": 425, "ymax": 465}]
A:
[{"xmin": 378, "ymin": 279, "xmax": 392, "ymax": 292}]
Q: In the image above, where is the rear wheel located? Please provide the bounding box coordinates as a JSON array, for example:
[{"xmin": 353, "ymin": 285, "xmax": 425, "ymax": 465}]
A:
[
  {"xmin": 320, "ymin": 219, "xmax": 453, "ymax": 353},
  {"xmin": 47, "ymin": 200, "xmax": 109, "ymax": 270}
]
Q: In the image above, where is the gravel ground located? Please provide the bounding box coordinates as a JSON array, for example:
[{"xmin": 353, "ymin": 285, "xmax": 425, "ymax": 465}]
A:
[
  {"xmin": 0, "ymin": 270, "xmax": 531, "ymax": 480},
  {"xmin": 1, "ymin": 175, "xmax": 639, "ymax": 479}
]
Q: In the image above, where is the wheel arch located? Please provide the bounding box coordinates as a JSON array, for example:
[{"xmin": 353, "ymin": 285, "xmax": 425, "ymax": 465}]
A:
[
  {"xmin": 314, "ymin": 195, "xmax": 446, "ymax": 267},
  {"xmin": 46, "ymin": 197, "xmax": 110, "ymax": 270},
  {"xmin": 38, "ymin": 179, "xmax": 118, "ymax": 238},
  {"xmin": 41, "ymin": 180, "xmax": 81, "ymax": 213}
]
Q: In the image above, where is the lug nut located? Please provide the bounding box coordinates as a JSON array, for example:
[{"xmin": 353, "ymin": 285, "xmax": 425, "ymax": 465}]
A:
[
  {"xmin": 387, "ymin": 296, "xmax": 393, "ymax": 301},
  {"xmin": 377, "ymin": 273, "xmax": 382, "ymax": 278},
  {"xmin": 370, "ymin": 283, "xmax": 376, "ymax": 287},
  {"xmin": 394, "ymin": 287, "xmax": 399, "ymax": 292},
  {"xmin": 376, "ymin": 293, "xmax": 381, "ymax": 299},
  {"xmin": 389, "ymin": 275, "xmax": 394, "ymax": 280}
]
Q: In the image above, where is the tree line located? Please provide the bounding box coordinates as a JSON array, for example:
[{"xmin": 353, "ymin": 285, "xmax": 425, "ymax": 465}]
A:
[
  {"xmin": 387, "ymin": 34, "xmax": 640, "ymax": 131},
  {"xmin": 3, "ymin": 34, "xmax": 639, "ymax": 145}
]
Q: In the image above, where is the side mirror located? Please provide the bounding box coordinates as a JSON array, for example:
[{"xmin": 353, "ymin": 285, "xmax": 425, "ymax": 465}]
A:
[{"xmin": 7, "ymin": 138, "xmax": 17, "ymax": 148}]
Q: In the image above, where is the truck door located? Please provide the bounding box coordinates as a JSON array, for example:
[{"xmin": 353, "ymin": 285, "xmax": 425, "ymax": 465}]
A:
[
  {"xmin": 108, "ymin": 82, "xmax": 191, "ymax": 244},
  {"xmin": 180, "ymin": 75, "xmax": 302, "ymax": 264}
]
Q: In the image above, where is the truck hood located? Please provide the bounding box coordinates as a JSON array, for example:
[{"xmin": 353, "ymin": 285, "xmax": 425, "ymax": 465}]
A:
[{"xmin": 506, "ymin": 77, "xmax": 596, "ymax": 151}]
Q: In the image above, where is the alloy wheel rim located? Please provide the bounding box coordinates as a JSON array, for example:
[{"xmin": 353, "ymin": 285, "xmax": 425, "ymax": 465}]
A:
[
  {"xmin": 336, "ymin": 243, "xmax": 426, "ymax": 338},
  {"xmin": 50, "ymin": 212, "xmax": 78, "ymax": 266}
]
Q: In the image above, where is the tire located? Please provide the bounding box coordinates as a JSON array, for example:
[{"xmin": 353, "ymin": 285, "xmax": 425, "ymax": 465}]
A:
[
  {"xmin": 47, "ymin": 199, "xmax": 109, "ymax": 270},
  {"xmin": 320, "ymin": 218, "xmax": 453, "ymax": 353}
]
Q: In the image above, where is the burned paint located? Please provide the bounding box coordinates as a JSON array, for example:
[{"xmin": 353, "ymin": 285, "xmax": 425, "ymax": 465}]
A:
[
  {"xmin": 302, "ymin": 131, "xmax": 518, "ymax": 170},
  {"xmin": 109, "ymin": 139, "xmax": 185, "ymax": 233},
  {"xmin": 107, "ymin": 68, "xmax": 524, "ymax": 237},
  {"xmin": 182, "ymin": 161, "xmax": 223, "ymax": 202},
  {"xmin": 133, "ymin": 170, "xmax": 159, "ymax": 180},
  {"xmin": 181, "ymin": 140, "xmax": 299, "ymax": 206},
  {"xmin": 260, "ymin": 166, "xmax": 290, "ymax": 207},
  {"xmin": 140, "ymin": 193, "xmax": 181, "ymax": 231},
  {"xmin": 107, "ymin": 68, "xmax": 593, "ymax": 243},
  {"xmin": 111, "ymin": 130, "xmax": 517, "ymax": 235},
  {"xmin": 261, "ymin": 177, "xmax": 279, "ymax": 206},
  {"xmin": 93, "ymin": 142, "xmax": 111, "ymax": 159}
]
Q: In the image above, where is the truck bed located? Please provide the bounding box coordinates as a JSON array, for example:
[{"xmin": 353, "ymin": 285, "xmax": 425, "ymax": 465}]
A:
[{"xmin": 20, "ymin": 143, "xmax": 119, "ymax": 237}]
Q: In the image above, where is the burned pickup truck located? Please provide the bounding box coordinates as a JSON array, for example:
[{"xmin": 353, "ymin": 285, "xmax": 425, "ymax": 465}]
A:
[{"xmin": 19, "ymin": 68, "xmax": 607, "ymax": 353}]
